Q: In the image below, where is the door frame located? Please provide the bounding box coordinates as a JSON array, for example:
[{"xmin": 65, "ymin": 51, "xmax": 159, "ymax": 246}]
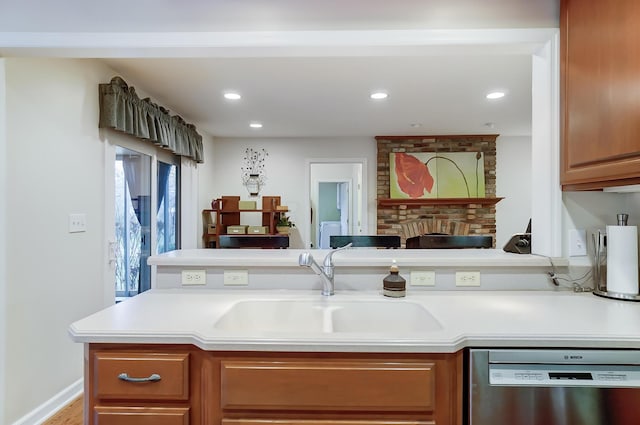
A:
[{"xmin": 304, "ymin": 158, "xmax": 367, "ymax": 249}]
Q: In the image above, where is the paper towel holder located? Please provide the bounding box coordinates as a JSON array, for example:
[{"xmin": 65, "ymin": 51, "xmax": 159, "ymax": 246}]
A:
[
  {"xmin": 594, "ymin": 288, "xmax": 640, "ymax": 301},
  {"xmin": 593, "ymin": 214, "xmax": 640, "ymax": 301}
]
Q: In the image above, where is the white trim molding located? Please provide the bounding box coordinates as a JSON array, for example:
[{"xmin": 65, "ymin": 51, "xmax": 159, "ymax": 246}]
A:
[
  {"xmin": 0, "ymin": 58, "xmax": 7, "ymax": 425},
  {"xmin": 531, "ymin": 31, "xmax": 562, "ymax": 257},
  {"xmin": 11, "ymin": 379, "xmax": 82, "ymax": 425},
  {"xmin": 0, "ymin": 29, "xmax": 559, "ymax": 58}
]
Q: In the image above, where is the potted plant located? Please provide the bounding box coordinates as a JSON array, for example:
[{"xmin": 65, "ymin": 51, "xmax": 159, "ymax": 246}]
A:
[{"xmin": 276, "ymin": 213, "xmax": 295, "ymax": 234}]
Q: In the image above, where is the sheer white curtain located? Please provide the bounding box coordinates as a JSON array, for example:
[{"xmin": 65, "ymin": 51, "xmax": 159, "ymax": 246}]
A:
[{"xmin": 180, "ymin": 157, "xmax": 199, "ymax": 249}]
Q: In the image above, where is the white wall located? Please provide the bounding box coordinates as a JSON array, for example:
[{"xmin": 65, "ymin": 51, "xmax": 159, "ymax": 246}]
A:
[
  {"xmin": 496, "ymin": 136, "xmax": 532, "ymax": 247},
  {"xmin": 1, "ymin": 58, "xmax": 206, "ymax": 423},
  {"xmin": 0, "ymin": 58, "xmax": 8, "ymax": 424},
  {"xmin": 563, "ymin": 192, "xmax": 628, "ymax": 233},
  {"xmin": 628, "ymin": 193, "xmax": 640, "ymax": 223},
  {"xmin": 3, "ymin": 58, "xmax": 114, "ymax": 424},
  {"xmin": 209, "ymin": 137, "xmax": 377, "ymax": 249}
]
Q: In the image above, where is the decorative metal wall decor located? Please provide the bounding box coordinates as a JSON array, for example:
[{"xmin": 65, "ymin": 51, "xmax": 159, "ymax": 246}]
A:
[{"xmin": 241, "ymin": 148, "xmax": 268, "ymax": 196}]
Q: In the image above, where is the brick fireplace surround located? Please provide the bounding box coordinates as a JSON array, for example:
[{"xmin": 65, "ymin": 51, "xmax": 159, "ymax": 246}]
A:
[{"xmin": 376, "ymin": 135, "xmax": 499, "ymax": 246}]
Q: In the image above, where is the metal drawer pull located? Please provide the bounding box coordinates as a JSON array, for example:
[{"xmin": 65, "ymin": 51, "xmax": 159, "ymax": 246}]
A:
[{"xmin": 118, "ymin": 372, "xmax": 162, "ymax": 383}]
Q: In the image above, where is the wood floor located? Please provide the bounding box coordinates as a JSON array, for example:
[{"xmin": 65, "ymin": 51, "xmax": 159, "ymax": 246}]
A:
[{"xmin": 42, "ymin": 396, "xmax": 83, "ymax": 425}]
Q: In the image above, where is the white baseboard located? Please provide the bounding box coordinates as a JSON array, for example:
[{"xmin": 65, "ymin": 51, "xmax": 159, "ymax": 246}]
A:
[{"xmin": 11, "ymin": 378, "xmax": 83, "ymax": 425}]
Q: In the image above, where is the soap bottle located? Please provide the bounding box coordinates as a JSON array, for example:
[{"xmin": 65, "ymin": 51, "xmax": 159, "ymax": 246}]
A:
[{"xmin": 383, "ymin": 260, "xmax": 406, "ymax": 297}]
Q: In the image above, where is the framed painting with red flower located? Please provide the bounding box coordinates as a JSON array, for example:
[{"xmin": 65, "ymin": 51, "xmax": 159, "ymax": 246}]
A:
[{"xmin": 389, "ymin": 152, "xmax": 486, "ymax": 199}]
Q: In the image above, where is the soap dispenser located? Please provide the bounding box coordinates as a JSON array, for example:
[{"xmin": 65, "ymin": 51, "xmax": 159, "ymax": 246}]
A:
[{"xmin": 383, "ymin": 260, "xmax": 406, "ymax": 297}]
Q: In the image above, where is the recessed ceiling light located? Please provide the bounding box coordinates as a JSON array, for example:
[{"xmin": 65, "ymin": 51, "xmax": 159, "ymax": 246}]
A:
[
  {"xmin": 370, "ymin": 92, "xmax": 388, "ymax": 100},
  {"xmin": 224, "ymin": 92, "xmax": 241, "ymax": 100},
  {"xmin": 410, "ymin": 123, "xmax": 422, "ymax": 128},
  {"xmin": 249, "ymin": 122, "xmax": 263, "ymax": 129},
  {"xmin": 486, "ymin": 91, "xmax": 506, "ymax": 100}
]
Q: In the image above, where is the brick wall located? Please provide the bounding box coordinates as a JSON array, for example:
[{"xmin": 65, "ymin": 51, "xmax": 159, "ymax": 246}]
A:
[{"xmin": 376, "ymin": 135, "xmax": 498, "ymax": 245}]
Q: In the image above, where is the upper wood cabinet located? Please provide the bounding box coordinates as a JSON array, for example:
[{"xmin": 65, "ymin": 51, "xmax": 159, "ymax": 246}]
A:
[{"xmin": 561, "ymin": 0, "xmax": 640, "ymax": 190}]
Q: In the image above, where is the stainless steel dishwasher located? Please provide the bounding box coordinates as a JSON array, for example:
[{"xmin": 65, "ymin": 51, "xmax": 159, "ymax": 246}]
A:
[{"xmin": 468, "ymin": 349, "xmax": 640, "ymax": 425}]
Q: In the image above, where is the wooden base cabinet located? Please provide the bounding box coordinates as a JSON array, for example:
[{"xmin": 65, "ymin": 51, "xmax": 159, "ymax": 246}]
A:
[{"xmin": 86, "ymin": 345, "xmax": 463, "ymax": 425}]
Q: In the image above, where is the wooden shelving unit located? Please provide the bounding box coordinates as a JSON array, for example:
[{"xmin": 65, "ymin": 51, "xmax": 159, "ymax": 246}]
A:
[
  {"xmin": 202, "ymin": 195, "xmax": 289, "ymax": 248},
  {"xmin": 201, "ymin": 209, "xmax": 218, "ymax": 248}
]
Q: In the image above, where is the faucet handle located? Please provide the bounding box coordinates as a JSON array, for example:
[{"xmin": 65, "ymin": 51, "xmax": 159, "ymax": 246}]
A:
[
  {"xmin": 323, "ymin": 242, "xmax": 352, "ymax": 267},
  {"xmin": 335, "ymin": 242, "xmax": 353, "ymax": 251}
]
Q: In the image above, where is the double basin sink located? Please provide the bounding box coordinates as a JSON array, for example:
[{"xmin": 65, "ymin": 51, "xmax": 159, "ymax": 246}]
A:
[{"xmin": 214, "ymin": 298, "xmax": 443, "ymax": 334}]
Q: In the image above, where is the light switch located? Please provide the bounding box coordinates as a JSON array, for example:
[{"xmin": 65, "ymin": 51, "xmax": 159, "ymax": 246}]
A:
[
  {"xmin": 569, "ymin": 229, "xmax": 587, "ymax": 257},
  {"xmin": 68, "ymin": 213, "xmax": 87, "ymax": 233}
]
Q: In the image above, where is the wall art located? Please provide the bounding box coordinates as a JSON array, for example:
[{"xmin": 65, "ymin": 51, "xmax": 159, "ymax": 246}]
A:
[
  {"xmin": 241, "ymin": 148, "xmax": 268, "ymax": 196},
  {"xmin": 389, "ymin": 152, "xmax": 485, "ymax": 199}
]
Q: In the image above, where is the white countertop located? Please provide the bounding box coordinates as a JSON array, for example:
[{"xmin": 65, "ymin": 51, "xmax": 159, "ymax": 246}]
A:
[
  {"xmin": 148, "ymin": 248, "xmax": 567, "ymax": 268},
  {"xmin": 69, "ymin": 289, "xmax": 640, "ymax": 353}
]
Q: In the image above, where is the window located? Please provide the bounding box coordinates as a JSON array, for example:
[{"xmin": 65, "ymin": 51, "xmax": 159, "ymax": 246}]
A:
[{"xmin": 157, "ymin": 159, "xmax": 180, "ymax": 254}]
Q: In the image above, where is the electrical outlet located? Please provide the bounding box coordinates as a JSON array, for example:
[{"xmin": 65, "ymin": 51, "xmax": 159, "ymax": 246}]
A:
[
  {"xmin": 224, "ymin": 270, "xmax": 249, "ymax": 286},
  {"xmin": 569, "ymin": 229, "xmax": 587, "ymax": 256},
  {"xmin": 455, "ymin": 271, "xmax": 481, "ymax": 287},
  {"xmin": 410, "ymin": 271, "xmax": 436, "ymax": 286},
  {"xmin": 181, "ymin": 270, "xmax": 206, "ymax": 286},
  {"xmin": 68, "ymin": 213, "xmax": 87, "ymax": 233}
]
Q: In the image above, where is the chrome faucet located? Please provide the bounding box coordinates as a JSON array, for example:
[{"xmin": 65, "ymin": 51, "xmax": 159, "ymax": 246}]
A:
[{"xmin": 299, "ymin": 243, "xmax": 352, "ymax": 296}]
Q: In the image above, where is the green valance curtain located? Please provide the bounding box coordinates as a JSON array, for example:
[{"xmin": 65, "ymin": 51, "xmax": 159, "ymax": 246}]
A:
[{"xmin": 99, "ymin": 76, "xmax": 204, "ymax": 163}]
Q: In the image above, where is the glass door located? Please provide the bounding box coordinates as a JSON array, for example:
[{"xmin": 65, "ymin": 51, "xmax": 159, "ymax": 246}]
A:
[{"xmin": 115, "ymin": 147, "xmax": 151, "ymax": 298}]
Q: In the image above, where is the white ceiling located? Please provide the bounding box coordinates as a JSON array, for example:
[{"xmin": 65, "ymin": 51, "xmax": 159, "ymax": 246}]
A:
[{"xmin": 0, "ymin": 0, "xmax": 559, "ymax": 139}]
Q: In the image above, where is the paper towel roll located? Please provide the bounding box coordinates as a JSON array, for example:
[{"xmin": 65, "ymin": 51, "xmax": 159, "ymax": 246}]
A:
[{"xmin": 606, "ymin": 225, "xmax": 639, "ymax": 295}]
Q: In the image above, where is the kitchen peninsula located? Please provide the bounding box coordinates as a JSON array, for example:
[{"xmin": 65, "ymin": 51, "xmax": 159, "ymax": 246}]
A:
[{"xmin": 70, "ymin": 249, "xmax": 640, "ymax": 425}]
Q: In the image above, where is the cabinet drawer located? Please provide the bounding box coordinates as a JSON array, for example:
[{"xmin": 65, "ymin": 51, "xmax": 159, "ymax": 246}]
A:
[
  {"xmin": 223, "ymin": 420, "xmax": 435, "ymax": 425},
  {"xmin": 94, "ymin": 352, "xmax": 189, "ymax": 400},
  {"xmin": 221, "ymin": 360, "xmax": 435, "ymax": 412},
  {"xmin": 94, "ymin": 406, "xmax": 189, "ymax": 425}
]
